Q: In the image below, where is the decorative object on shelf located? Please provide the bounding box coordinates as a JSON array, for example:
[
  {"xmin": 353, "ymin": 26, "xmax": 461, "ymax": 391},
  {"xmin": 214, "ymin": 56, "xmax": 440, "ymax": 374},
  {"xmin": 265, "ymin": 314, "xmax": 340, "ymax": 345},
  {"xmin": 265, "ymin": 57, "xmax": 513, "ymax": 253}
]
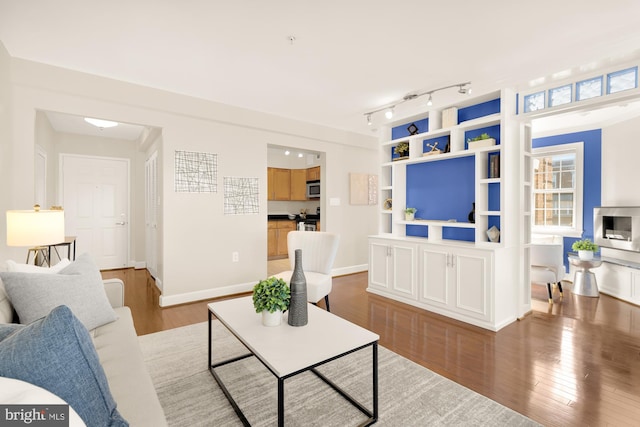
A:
[
  {"xmin": 405, "ymin": 207, "xmax": 417, "ymax": 221},
  {"xmin": 442, "ymin": 107, "xmax": 458, "ymax": 128},
  {"xmin": 383, "ymin": 198, "xmax": 393, "ymax": 210},
  {"xmin": 486, "ymin": 226, "xmax": 500, "ymax": 243},
  {"xmin": 468, "ymin": 203, "xmax": 475, "ymax": 223},
  {"xmin": 467, "ymin": 133, "xmax": 496, "ymax": 150},
  {"xmin": 407, "ymin": 123, "xmax": 419, "ymax": 135},
  {"xmin": 422, "ymin": 141, "xmax": 442, "ymax": 157},
  {"xmin": 393, "ymin": 141, "xmax": 410, "ymax": 160},
  {"xmin": 572, "ymin": 239, "xmax": 599, "ymax": 261},
  {"xmin": 489, "ymin": 153, "xmax": 500, "ymax": 178},
  {"xmin": 252, "ymin": 277, "xmax": 290, "ymax": 327},
  {"xmin": 288, "ymin": 249, "xmax": 308, "ymax": 327}
]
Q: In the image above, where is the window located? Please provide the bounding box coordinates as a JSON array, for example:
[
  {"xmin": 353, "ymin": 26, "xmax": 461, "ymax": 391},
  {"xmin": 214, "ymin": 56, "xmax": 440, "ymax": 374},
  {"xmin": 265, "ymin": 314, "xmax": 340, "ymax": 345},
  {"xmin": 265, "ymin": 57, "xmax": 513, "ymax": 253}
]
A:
[
  {"xmin": 531, "ymin": 142, "xmax": 583, "ymax": 237},
  {"xmin": 524, "ymin": 91, "xmax": 545, "ymax": 113},
  {"xmin": 549, "ymin": 84, "xmax": 572, "ymax": 107},
  {"xmin": 607, "ymin": 66, "xmax": 638, "ymax": 94},
  {"xmin": 576, "ymin": 76, "xmax": 603, "ymax": 101}
]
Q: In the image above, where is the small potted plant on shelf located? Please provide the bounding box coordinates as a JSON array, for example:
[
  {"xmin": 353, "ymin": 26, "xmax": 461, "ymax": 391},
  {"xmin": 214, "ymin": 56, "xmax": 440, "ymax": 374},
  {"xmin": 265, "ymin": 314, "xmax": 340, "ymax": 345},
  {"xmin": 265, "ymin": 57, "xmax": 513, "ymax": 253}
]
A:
[
  {"xmin": 252, "ymin": 277, "xmax": 291, "ymax": 326},
  {"xmin": 572, "ymin": 238, "xmax": 599, "ymax": 261},
  {"xmin": 467, "ymin": 133, "xmax": 496, "ymax": 150},
  {"xmin": 394, "ymin": 141, "xmax": 410, "ymax": 160},
  {"xmin": 405, "ymin": 207, "xmax": 417, "ymax": 221}
]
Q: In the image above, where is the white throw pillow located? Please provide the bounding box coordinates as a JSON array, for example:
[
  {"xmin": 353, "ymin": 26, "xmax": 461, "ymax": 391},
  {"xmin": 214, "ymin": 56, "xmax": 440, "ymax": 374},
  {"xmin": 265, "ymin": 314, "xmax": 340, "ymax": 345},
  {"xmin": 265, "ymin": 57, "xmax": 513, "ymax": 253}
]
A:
[
  {"xmin": 0, "ymin": 254, "xmax": 117, "ymax": 330},
  {"xmin": 6, "ymin": 258, "xmax": 71, "ymax": 273}
]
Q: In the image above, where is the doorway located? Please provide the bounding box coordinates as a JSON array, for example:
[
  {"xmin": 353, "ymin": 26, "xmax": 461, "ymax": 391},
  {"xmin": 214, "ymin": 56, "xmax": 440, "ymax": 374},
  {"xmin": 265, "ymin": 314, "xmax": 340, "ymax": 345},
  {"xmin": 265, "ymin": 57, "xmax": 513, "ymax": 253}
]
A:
[{"xmin": 60, "ymin": 154, "xmax": 130, "ymax": 269}]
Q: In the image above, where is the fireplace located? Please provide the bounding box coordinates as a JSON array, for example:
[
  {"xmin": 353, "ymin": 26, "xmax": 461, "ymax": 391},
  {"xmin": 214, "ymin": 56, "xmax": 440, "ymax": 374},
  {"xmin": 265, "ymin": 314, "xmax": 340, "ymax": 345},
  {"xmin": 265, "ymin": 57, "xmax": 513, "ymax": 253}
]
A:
[{"xmin": 594, "ymin": 206, "xmax": 640, "ymax": 252}]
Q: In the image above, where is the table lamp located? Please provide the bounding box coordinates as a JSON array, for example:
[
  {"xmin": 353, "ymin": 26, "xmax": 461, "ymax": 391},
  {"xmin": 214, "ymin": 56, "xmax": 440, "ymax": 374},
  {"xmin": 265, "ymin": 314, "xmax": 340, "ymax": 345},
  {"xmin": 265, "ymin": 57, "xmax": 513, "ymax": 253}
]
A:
[{"xmin": 6, "ymin": 205, "xmax": 65, "ymax": 265}]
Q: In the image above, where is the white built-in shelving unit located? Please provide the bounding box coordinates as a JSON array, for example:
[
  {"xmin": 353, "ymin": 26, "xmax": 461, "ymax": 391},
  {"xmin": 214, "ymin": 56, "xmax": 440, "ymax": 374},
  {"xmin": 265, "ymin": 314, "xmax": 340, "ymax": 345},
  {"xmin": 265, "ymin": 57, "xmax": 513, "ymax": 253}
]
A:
[{"xmin": 369, "ymin": 88, "xmax": 526, "ymax": 331}]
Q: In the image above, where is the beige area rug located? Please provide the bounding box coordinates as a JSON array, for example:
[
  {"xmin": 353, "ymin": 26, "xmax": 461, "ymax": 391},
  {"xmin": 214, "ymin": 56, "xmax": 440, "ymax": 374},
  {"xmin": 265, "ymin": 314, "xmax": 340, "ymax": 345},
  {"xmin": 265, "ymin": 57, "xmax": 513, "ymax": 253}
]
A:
[{"xmin": 138, "ymin": 321, "xmax": 540, "ymax": 427}]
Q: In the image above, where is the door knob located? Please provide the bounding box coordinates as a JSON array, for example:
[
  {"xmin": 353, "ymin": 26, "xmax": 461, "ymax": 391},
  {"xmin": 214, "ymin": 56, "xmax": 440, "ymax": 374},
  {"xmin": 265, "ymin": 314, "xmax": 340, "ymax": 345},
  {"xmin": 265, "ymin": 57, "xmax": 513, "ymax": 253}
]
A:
[{"xmin": 115, "ymin": 221, "xmax": 126, "ymax": 225}]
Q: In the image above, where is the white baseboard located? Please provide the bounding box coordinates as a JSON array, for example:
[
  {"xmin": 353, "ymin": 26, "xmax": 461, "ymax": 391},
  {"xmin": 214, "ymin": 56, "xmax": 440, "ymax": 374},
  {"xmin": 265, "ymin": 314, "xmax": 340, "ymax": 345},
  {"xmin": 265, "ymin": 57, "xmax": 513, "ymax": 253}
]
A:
[
  {"xmin": 157, "ymin": 264, "xmax": 369, "ymax": 307},
  {"xmin": 134, "ymin": 261, "xmax": 146, "ymax": 270},
  {"xmin": 159, "ymin": 281, "xmax": 255, "ymax": 307},
  {"xmin": 333, "ymin": 264, "xmax": 368, "ymax": 277}
]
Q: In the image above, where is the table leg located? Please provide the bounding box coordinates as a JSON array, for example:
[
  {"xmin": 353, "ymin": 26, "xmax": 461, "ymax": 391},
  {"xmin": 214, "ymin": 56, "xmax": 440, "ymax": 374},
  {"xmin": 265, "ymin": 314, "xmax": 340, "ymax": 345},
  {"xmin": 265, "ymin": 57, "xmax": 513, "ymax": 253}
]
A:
[
  {"xmin": 373, "ymin": 342, "xmax": 378, "ymax": 422},
  {"xmin": 278, "ymin": 378, "xmax": 284, "ymax": 427}
]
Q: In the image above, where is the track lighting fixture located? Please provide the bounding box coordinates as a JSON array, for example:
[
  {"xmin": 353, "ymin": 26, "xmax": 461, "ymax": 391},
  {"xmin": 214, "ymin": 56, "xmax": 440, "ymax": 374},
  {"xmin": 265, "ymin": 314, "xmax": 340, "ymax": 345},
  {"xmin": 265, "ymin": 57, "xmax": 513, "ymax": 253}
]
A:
[
  {"xmin": 458, "ymin": 85, "xmax": 472, "ymax": 95},
  {"xmin": 363, "ymin": 81, "xmax": 471, "ymax": 125}
]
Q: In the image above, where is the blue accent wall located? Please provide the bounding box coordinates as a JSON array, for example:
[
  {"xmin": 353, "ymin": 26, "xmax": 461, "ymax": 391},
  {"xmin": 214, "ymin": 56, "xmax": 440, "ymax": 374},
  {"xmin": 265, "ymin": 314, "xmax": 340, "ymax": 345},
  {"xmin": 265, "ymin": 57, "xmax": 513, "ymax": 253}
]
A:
[
  {"xmin": 406, "ymin": 156, "xmax": 476, "ymax": 241},
  {"xmin": 532, "ymin": 129, "xmax": 602, "ymax": 270},
  {"xmin": 458, "ymin": 98, "xmax": 501, "ymax": 123}
]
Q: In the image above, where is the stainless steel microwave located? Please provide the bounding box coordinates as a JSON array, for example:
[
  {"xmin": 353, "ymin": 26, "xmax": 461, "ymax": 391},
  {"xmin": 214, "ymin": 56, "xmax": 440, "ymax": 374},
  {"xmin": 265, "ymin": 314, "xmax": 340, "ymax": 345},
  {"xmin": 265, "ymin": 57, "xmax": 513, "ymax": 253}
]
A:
[{"xmin": 306, "ymin": 180, "xmax": 320, "ymax": 198}]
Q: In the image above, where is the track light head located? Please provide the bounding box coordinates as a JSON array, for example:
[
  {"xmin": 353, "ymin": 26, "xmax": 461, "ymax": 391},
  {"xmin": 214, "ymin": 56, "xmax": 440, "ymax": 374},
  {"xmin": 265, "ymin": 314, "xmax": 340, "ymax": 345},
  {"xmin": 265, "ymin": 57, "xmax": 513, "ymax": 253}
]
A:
[
  {"xmin": 385, "ymin": 107, "xmax": 394, "ymax": 119},
  {"xmin": 458, "ymin": 84, "xmax": 472, "ymax": 95},
  {"xmin": 366, "ymin": 114, "xmax": 372, "ymax": 126},
  {"xmin": 427, "ymin": 94, "xmax": 433, "ymax": 106}
]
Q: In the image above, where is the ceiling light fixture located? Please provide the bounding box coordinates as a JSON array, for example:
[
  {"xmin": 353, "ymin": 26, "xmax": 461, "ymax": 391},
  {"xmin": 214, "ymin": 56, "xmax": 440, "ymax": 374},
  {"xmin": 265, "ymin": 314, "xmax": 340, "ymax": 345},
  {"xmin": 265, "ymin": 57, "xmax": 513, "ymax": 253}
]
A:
[
  {"xmin": 298, "ymin": 153, "xmax": 303, "ymax": 158},
  {"xmin": 84, "ymin": 117, "xmax": 118, "ymax": 129},
  {"xmin": 285, "ymin": 150, "xmax": 291, "ymax": 155},
  {"xmin": 363, "ymin": 81, "xmax": 471, "ymax": 125}
]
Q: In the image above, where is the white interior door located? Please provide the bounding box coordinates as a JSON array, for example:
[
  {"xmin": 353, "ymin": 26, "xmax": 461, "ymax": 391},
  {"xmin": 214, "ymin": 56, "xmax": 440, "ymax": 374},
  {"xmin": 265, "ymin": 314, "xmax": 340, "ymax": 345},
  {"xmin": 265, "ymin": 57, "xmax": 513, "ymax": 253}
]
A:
[
  {"xmin": 60, "ymin": 154, "xmax": 129, "ymax": 269},
  {"xmin": 145, "ymin": 151, "xmax": 159, "ymax": 279}
]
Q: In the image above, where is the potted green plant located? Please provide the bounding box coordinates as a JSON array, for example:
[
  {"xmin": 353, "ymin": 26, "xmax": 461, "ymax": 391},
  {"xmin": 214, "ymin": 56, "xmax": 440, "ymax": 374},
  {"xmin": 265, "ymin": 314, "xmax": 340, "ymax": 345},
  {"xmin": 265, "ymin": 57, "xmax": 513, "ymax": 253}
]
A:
[
  {"xmin": 394, "ymin": 141, "xmax": 410, "ymax": 159},
  {"xmin": 572, "ymin": 238, "xmax": 599, "ymax": 261},
  {"xmin": 405, "ymin": 207, "xmax": 417, "ymax": 221},
  {"xmin": 467, "ymin": 133, "xmax": 496, "ymax": 150},
  {"xmin": 252, "ymin": 277, "xmax": 291, "ymax": 326}
]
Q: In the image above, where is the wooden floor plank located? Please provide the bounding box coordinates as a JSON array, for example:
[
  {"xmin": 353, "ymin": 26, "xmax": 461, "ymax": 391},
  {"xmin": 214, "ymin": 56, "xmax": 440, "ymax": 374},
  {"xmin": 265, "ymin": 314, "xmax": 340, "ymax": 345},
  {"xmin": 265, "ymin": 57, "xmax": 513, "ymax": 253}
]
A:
[{"xmin": 102, "ymin": 268, "xmax": 640, "ymax": 426}]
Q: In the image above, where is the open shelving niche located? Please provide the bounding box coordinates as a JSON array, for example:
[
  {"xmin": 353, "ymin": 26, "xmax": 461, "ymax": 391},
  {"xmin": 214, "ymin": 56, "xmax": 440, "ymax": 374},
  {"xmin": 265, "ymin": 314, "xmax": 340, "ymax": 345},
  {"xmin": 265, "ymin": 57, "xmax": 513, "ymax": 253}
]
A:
[{"xmin": 378, "ymin": 92, "xmax": 508, "ymax": 248}]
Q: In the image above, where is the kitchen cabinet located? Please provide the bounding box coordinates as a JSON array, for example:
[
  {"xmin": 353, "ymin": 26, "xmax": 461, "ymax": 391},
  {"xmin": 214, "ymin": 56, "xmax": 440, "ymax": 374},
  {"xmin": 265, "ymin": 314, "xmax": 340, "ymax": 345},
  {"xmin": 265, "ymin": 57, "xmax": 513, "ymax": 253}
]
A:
[
  {"xmin": 267, "ymin": 168, "xmax": 291, "ymax": 201},
  {"xmin": 290, "ymin": 169, "xmax": 307, "ymax": 201},
  {"xmin": 307, "ymin": 166, "xmax": 320, "ymax": 181},
  {"xmin": 268, "ymin": 220, "xmax": 296, "ymax": 258}
]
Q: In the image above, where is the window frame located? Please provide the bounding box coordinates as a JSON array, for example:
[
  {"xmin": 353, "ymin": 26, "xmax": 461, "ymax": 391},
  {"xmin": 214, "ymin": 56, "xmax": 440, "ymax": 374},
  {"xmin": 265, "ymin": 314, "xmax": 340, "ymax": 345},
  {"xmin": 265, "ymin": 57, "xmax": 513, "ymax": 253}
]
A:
[{"xmin": 531, "ymin": 142, "xmax": 584, "ymax": 238}]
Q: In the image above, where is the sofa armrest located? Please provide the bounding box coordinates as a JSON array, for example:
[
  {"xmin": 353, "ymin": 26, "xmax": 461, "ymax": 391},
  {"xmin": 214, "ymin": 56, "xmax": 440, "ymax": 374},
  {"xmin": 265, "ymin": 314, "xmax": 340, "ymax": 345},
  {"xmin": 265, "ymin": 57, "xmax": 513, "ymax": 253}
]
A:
[{"xmin": 103, "ymin": 278, "xmax": 124, "ymax": 308}]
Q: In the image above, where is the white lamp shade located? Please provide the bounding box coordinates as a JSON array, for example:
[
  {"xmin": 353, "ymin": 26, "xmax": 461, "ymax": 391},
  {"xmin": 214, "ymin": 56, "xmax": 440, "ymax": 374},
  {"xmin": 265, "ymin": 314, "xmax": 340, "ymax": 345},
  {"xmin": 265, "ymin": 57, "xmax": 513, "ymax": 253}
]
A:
[{"xmin": 6, "ymin": 210, "xmax": 65, "ymax": 247}]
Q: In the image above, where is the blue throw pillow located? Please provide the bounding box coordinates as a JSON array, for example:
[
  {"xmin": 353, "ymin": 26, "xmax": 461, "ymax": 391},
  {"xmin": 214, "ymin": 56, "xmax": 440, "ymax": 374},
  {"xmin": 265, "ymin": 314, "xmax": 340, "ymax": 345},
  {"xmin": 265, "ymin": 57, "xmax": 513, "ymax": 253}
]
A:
[{"xmin": 0, "ymin": 305, "xmax": 128, "ymax": 427}]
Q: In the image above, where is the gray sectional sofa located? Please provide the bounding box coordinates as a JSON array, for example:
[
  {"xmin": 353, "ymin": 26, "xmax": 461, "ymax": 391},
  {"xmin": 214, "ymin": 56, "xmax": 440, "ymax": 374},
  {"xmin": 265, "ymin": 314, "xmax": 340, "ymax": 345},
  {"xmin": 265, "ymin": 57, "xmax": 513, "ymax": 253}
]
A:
[{"xmin": 0, "ymin": 255, "xmax": 167, "ymax": 426}]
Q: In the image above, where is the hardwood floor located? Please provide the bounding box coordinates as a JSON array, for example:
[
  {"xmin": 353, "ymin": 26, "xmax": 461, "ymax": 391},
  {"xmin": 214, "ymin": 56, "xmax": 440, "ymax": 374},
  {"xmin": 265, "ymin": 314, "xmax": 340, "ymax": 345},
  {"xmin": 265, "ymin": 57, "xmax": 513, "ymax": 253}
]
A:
[{"xmin": 102, "ymin": 268, "xmax": 640, "ymax": 426}]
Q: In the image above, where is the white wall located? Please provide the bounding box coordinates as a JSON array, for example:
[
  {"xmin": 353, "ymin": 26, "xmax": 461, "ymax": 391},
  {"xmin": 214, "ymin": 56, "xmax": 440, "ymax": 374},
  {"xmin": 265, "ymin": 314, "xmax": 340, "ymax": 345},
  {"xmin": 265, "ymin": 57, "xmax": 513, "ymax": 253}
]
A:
[
  {"xmin": 600, "ymin": 115, "xmax": 640, "ymax": 264},
  {"xmin": 602, "ymin": 115, "xmax": 640, "ymax": 206},
  {"xmin": 3, "ymin": 54, "xmax": 379, "ymax": 305},
  {"xmin": 0, "ymin": 42, "xmax": 12, "ymax": 264}
]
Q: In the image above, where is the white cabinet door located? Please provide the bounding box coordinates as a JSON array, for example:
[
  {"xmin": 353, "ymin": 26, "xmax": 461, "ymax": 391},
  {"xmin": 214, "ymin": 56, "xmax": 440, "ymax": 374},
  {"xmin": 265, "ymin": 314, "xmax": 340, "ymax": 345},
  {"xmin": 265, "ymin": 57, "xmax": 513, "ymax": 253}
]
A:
[
  {"xmin": 419, "ymin": 244, "xmax": 492, "ymax": 322},
  {"xmin": 453, "ymin": 248, "xmax": 491, "ymax": 322},
  {"xmin": 418, "ymin": 245, "xmax": 450, "ymax": 308},
  {"xmin": 369, "ymin": 240, "xmax": 391, "ymax": 291},
  {"xmin": 390, "ymin": 243, "xmax": 417, "ymax": 298},
  {"xmin": 368, "ymin": 238, "xmax": 417, "ymax": 299}
]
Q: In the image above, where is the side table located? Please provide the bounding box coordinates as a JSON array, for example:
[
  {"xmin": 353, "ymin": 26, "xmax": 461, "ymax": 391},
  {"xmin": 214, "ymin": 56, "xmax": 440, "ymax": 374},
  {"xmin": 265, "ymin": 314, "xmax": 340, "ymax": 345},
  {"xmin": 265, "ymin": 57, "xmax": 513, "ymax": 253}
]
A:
[{"xmin": 568, "ymin": 254, "xmax": 602, "ymax": 297}]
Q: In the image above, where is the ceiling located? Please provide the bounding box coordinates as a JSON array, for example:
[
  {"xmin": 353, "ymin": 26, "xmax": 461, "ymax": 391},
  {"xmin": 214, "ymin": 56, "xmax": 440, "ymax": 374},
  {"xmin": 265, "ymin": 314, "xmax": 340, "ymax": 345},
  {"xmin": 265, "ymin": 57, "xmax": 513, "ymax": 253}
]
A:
[{"xmin": 2, "ymin": 1, "xmax": 640, "ymax": 137}]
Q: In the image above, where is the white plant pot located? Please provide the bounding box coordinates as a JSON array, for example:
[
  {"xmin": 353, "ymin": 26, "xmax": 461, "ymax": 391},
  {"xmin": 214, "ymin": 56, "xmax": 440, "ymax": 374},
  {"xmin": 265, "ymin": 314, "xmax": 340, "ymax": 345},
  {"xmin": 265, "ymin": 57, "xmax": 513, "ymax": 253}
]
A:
[
  {"xmin": 578, "ymin": 250, "xmax": 594, "ymax": 261},
  {"xmin": 405, "ymin": 212, "xmax": 415, "ymax": 221},
  {"xmin": 262, "ymin": 310, "xmax": 282, "ymax": 327}
]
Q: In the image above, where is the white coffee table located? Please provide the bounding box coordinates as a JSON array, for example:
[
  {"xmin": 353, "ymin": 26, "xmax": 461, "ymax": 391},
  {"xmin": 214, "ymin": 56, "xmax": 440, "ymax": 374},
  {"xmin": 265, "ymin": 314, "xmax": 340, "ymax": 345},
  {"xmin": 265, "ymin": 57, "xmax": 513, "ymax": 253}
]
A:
[{"xmin": 208, "ymin": 296, "xmax": 379, "ymax": 426}]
